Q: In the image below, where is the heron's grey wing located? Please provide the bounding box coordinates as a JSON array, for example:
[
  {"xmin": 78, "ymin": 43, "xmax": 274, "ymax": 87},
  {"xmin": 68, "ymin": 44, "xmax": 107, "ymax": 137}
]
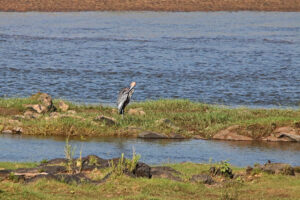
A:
[{"xmin": 117, "ymin": 88, "xmax": 129, "ymax": 112}]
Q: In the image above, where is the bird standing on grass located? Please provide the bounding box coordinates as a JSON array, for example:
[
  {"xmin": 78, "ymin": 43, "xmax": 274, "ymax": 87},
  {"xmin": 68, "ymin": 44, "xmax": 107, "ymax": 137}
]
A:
[{"xmin": 117, "ymin": 82, "xmax": 136, "ymax": 117}]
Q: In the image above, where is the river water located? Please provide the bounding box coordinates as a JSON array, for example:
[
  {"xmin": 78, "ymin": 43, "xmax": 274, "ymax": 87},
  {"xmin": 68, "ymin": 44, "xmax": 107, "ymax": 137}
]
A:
[
  {"xmin": 1, "ymin": 134, "xmax": 300, "ymax": 167},
  {"xmin": 0, "ymin": 12, "xmax": 300, "ymax": 165},
  {"xmin": 0, "ymin": 12, "xmax": 299, "ymax": 107}
]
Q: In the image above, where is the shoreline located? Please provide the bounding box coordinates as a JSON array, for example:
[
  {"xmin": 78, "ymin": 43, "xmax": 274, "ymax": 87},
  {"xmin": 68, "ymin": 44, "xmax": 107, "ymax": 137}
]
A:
[
  {"xmin": 0, "ymin": 0, "xmax": 300, "ymax": 12},
  {"xmin": 0, "ymin": 156, "xmax": 300, "ymax": 199},
  {"xmin": 1, "ymin": 93, "xmax": 300, "ymax": 142}
]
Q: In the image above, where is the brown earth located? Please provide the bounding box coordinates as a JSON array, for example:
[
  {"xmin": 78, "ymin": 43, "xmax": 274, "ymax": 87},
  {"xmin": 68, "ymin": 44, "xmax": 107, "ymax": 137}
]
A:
[{"xmin": 0, "ymin": 0, "xmax": 299, "ymax": 12}]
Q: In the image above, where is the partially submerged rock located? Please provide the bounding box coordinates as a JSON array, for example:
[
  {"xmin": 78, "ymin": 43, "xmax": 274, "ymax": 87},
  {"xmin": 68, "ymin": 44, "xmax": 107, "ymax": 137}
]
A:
[
  {"xmin": 263, "ymin": 127, "xmax": 300, "ymax": 142},
  {"xmin": 213, "ymin": 125, "xmax": 253, "ymax": 141},
  {"xmin": 138, "ymin": 131, "xmax": 168, "ymax": 139},
  {"xmin": 169, "ymin": 132, "xmax": 185, "ymax": 139}
]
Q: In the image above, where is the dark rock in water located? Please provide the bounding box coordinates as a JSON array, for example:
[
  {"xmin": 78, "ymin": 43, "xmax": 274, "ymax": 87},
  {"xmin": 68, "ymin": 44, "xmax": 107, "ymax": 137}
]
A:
[
  {"xmin": 132, "ymin": 162, "xmax": 151, "ymax": 178},
  {"xmin": 94, "ymin": 115, "xmax": 116, "ymax": 126},
  {"xmin": 151, "ymin": 166, "xmax": 181, "ymax": 181},
  {"xmin": 190, "ymin": 174, "xmax": 214, "ymax": 185},
  {"xmin": 255, "ymin": 163, "xmax": 295, "ymax": 175},
  {"xmin": 138, "ymin": 131, "xmax": 168, "ymax": 139}
]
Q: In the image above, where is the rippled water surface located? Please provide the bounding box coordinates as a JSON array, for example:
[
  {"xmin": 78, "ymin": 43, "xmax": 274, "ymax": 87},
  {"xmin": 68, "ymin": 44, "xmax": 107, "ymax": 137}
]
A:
[
  {"xmin": 1, "ymin": 134, "xmax": 300, "ymax": 166},
  {"xmin": 0, "ymin": 12, "xmax": 299, "ymax": 106}
]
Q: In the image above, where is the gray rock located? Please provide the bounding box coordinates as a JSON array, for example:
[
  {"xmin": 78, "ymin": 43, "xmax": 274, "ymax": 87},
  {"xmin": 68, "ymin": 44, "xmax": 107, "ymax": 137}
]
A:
[
  {"xmin": 151, "ymin": 166, "xmax": 181, "ymax": 181},
  {"xmin": 255, "ymin": 163, "xmax": 295, "ymax": 175},
  {"xmin": 94, "ymin": 115, "xmax": 116, "ymax": 126},
  {"xmin": 132, "ymin": 162, "xmax": 151, "ymax": 178},
  {"xmin": 138, "ymin": 131, "xmax": 168, "ymax": 139},
  {"xmin": 190, "ymin": 174, "xmax": 214, "ymax": 185}
]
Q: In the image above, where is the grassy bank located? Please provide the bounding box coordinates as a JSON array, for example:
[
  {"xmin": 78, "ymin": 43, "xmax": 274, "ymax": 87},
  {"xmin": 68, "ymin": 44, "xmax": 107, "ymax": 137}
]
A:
[
  {"xmin": 0, "ymin": 161, "xmax": 300, "ymax": 200},
  {"xmin": 0, "ymin": 96, "xmax": 300, "ymax": 140},
  {"xmin": 0, "ymin": 0, "xmax": 300, "ymax": 12}
]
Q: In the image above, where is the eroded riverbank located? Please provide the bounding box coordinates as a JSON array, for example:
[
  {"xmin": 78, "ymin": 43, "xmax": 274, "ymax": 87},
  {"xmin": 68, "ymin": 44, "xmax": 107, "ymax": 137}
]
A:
[{"xmin": 0, "ymin": 0, "xmax": 299, "ymax": 12}]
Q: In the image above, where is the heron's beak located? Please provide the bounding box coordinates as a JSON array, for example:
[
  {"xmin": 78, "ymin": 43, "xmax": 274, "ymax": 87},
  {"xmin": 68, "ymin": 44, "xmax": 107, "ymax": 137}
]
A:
[{"xmin": 129, "ymin": 82, "xmax": 136, "ymax": 91}]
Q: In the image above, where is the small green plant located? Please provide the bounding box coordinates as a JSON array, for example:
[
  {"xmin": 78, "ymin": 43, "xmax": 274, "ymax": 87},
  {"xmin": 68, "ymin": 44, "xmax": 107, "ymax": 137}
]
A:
[
  {"xmin": 40, "ymin": 159, "xmax": 48, "ymax": 164},
  {"xmin": 89, "ymin": 155, "xmax": 98, "ymax": 166},
  {"xmin": 8, "ymin": 172, "xmax": 21, "ymax": 183},
  {"xmin": 76, "ymin": 150, "xmax": 83, "ymax": 173},
  {"xmin": 64, "ymin": 137, "xmax": 76, "ymax": 173},
  {"xmin": 110, "ymin": 153, "xmax": 126, "ymax": 177},
  {"xmin": 219, "ymin": 160, "xmax": 231, "ymax": 174},
  {"xmin": 126, "ymin": 149, "xmax": 141, "ymax": 172},
  {"xmin": 109, "ymin": 150, "xmax": 141, "ymax": 178}
]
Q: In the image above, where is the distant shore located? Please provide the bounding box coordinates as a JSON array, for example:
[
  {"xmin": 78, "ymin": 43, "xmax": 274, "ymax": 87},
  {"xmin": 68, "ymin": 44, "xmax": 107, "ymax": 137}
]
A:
[{"xmin": 0, "ymin": 0, "xmax": 299, "ymax": 12}]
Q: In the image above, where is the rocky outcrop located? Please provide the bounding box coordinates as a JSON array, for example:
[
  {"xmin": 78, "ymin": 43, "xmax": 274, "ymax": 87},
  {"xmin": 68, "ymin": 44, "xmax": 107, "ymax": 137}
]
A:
[
  {"xmin": 0, "ymin": 155, "xmax": 185, "ymax": 184},
  {"xmin": 254, "ymin": 163, "xmax": 295, "ymax": 175},
  {"xmin": 213, "ymin": 125, "xmax": 253, "ymax": 141},
  {"xmin": 25, "ymin": 93, "xmax": 57, "ymax": 113},
  {"xmin": 262, "ymin": 127, "xmax": 300, "ymax": 142}
]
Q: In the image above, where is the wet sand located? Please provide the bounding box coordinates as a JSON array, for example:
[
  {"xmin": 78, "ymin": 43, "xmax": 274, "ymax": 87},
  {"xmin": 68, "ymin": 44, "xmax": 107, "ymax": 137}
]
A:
[{"xmin": 0, "ymin": 0, "xmax": 299, "ymax": 12}]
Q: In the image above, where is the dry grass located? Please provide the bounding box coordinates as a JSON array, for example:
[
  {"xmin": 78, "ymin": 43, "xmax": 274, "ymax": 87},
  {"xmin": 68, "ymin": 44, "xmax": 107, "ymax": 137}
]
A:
[{"xmin": 0, "ymin": 0, "xmax": 299, "ymax": 12}]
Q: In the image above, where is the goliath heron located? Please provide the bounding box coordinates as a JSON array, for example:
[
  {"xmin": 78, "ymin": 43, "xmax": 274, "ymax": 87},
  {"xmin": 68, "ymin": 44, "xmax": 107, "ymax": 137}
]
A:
[{"xmin": 117, "ymin": 82, "xmax": 136, "ymax": 117}]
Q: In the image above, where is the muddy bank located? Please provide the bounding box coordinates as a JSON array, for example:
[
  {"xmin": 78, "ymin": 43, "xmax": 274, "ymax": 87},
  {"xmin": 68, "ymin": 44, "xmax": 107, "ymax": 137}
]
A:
[{"xmin": 0, "ymin": 0, "xmax": 299, "ymax": 12}]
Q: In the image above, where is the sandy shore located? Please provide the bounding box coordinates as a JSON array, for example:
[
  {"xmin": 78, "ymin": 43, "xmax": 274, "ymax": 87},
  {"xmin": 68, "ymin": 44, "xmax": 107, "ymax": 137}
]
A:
[{"xmin": 0, "ymin": 0, "xmax": 299, "ymax": 12}]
